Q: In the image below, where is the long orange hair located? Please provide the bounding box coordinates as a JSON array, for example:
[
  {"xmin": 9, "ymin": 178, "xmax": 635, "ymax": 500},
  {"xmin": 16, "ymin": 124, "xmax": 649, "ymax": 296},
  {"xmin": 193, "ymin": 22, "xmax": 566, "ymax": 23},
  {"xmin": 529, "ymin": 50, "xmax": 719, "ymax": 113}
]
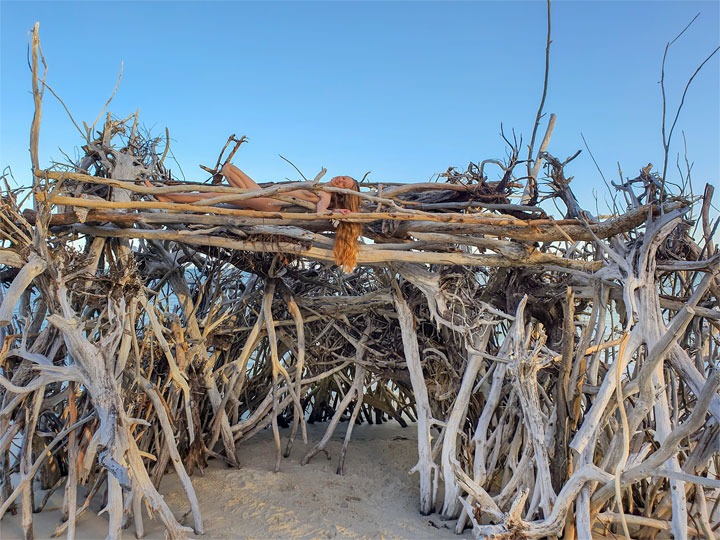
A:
[{"xmin": 331, "ymin": 179, "xmax": 362, "ymax": 273}]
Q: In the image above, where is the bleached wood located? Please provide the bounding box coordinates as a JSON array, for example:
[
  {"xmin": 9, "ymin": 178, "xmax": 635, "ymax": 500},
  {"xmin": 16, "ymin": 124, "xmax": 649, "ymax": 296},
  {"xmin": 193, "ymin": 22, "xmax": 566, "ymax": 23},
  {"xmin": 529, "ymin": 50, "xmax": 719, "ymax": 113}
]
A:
[
  {"xmin": 301, "ymin": 364, "xmax": 366, "ymax": 467},
  {"xmin": 441, "ymin": 328, "xmax": 490, "ymax": 518},
  {"xmin": 0, "ymin": 254, "xmax": 46, "ymax": 326},
  {"xmin": 475, "ymin": 465, "xmax": 612, "ymax": 539},
  {"xmin": 394, "ymin": 284, "xmax": 437, "ymax": 515},
  {"xmin": 137, "ymin": 376, "xmax": 203, "ymax": 534}
]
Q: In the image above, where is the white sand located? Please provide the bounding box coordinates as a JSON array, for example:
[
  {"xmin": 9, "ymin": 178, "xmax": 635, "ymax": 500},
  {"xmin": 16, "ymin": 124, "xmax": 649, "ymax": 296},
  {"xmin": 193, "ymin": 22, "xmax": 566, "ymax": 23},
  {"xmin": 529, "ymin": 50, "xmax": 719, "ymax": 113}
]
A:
[{"xmin": 1, "ymin": 421, "xmax": 469, "ymax": 539}]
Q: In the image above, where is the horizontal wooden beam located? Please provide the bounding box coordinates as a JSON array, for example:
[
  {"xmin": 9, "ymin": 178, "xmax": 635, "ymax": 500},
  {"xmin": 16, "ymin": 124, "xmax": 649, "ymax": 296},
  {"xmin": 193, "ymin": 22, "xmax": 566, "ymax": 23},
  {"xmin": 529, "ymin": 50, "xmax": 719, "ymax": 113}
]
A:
[
  {"xmin": 26, "ymin": 201, "xmax": 679, "ymax": 244},
  {"xmin": 73, "ymin": 225, "xmax": 604, "ymax": 272}
]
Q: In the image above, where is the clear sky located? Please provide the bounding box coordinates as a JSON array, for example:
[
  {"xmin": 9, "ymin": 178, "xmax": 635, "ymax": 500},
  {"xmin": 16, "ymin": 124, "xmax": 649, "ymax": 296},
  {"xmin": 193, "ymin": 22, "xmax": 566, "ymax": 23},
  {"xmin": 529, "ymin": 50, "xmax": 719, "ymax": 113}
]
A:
[{"xmin": 1, "ymin": 1, "xmax": 718, "ymax": 213}]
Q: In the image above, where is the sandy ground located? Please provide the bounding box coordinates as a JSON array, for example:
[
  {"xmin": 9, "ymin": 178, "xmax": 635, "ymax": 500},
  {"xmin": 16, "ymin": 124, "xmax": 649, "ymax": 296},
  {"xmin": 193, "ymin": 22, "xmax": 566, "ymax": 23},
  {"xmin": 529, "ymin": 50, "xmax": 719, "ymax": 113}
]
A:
[{"xmin": 1, "ymin": 421, "xmax": 470, "ymax": 539}]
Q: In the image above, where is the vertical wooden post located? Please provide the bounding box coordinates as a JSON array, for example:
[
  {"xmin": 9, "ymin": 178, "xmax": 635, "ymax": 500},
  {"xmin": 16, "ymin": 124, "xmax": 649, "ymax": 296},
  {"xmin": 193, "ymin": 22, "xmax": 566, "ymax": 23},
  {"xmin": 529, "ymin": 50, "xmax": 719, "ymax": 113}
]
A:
[
  {"xmin": 393, "ymin": 281, "xmax": 436, "ymax": 515},
  {"xmin": 29, "ymin": 23, "xmax": 43, "ymax": 210}
]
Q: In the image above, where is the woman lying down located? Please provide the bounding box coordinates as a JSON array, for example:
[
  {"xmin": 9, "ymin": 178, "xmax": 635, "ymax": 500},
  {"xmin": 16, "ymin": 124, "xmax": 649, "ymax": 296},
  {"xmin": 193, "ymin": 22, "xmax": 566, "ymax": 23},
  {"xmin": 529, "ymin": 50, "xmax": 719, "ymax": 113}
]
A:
[{"xmin": 146, "ymin": 163, "xmax": 362, "ymax": 273}]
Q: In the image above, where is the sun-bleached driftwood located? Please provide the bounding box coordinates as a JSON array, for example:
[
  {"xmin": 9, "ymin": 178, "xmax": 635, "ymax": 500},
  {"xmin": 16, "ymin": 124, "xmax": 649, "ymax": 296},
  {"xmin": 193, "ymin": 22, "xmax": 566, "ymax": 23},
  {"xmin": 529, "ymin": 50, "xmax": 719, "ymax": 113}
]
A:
[
  {"xmin": 0, "ymin": 254, "xmax": 46, "ymax": 326},
  {"xmin": 1, "ymin": 22, "xmax": 718, "ymax": 540},
  {"xmin": 393, "ymin": 282, "xmax": 438, "ymax": 515}
]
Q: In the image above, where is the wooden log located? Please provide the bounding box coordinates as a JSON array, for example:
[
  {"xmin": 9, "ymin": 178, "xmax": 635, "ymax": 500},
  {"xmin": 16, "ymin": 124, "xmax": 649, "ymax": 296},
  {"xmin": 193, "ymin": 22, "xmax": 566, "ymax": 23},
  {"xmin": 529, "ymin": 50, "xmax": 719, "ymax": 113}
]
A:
[
  {"xmin": 337, "ymin": 368, "xmax": 366, "ymax": 475},
  {"xmin": 0, "ymin": 417, "xmax": 94, "ymax": 520},
  {"xmin": 20, "ymin": 390, "xmax": 43, "ymax": 540},
  {"xmin": 283, "ymin": 294, "xmax": 308, "ymax": 457},
  {"xmin": 0, "ymin": 250, "xmax": 24, "ymax": 268},
  {"xmin": 506, "ymin": 298, "xmax": 556, "ymax": 518},
  {"xmin": 552, "ymin": 287, "xmax": 575, "ymax": 492},
  {"xmin": 590, "ymin": 370, "xmax": 720, "ymax": 511},
  {"xmin": 150, "ymin": 256, "xmax": 240, "ymax": 467},
  {"xmin": 63, "ymin": 382, "xmax": 78, "ymax": 540},
  {"xmin": 440, "ymin": 328, "xmax": 490, "ymax": 519},
  {"xmin": 0, "ymin": 254, "xmax": 46, "ymax": 326},
  {"xmin": 35, "ymin": 191, "xmax": 556, "ymax": 224},
  {"xmin": 301, "ymin": 364, "xmax": 366, "ymax": 468},
  {"xmin": 393, "ymin": 284, "xmax": 437, "ymax": 515},
  {"xmin": 136, "ymin": 375, "xmax": 203, "ymax": 534},
  {"xmin": 25, "ymin": 200, "xmax": 678, "ymax": 246},
  {"xmin": 72, "ymin": 225, "xmax": 603, "ymax": 271},
  {"xmin": 475, "ymin": 465, "xmax": 613, "ymax": 539}
]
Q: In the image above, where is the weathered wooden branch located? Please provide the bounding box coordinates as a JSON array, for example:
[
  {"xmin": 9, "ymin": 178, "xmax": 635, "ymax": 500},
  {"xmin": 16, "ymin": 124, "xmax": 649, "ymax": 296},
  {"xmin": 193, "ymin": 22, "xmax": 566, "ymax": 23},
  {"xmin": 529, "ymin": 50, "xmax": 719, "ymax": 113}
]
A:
[
  {"xmin": 394, "ymin": 282, "xmax": 438, "ymax": 515},
  {"xmin": 0, "ymin": 254, "xmax": 46, "ymax": 326}
]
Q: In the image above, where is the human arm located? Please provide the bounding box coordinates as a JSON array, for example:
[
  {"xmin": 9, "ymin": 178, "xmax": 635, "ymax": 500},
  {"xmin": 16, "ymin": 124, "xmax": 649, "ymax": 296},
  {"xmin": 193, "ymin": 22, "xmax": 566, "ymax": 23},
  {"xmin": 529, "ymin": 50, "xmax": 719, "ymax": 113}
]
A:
[{"xmin": 315, "ymin": 191, "xmax": 332, "ymax": 213}]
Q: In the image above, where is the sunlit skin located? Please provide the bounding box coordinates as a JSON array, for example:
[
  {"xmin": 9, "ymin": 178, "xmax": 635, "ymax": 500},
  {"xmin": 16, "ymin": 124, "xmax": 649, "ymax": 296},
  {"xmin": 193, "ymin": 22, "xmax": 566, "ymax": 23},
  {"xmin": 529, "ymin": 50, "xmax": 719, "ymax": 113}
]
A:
[{"xmin": 147, "ymin": 163, "xmax": 355, "ymax": 214}]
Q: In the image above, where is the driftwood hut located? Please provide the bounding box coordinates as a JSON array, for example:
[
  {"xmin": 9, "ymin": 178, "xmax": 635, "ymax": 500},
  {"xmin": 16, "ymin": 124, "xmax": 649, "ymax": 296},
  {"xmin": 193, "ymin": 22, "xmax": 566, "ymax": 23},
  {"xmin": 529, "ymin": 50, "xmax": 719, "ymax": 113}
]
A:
[{"xmin": 1, "ymin": 24, "xmax": 718, "ymax": 540}]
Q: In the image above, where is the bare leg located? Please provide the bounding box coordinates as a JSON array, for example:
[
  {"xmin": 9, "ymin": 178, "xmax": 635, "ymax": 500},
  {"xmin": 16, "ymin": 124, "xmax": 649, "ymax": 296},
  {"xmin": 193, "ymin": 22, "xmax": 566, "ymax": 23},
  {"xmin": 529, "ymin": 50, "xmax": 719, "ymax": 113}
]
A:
[
  {"xmin": 155, "ymin": 191, "xmax": 280, "ymax": 211},
  {"xmin": 145, "ymin": 179, "xmax": 280, "ymax": 211},
  {"xmin": 222, "ymin": 163, "xmax": 324, "ymax": 208},
  {"xmin": 144, "ymin": 179, "xmax": 219, "ymax": 204},
  {"xmin": 155, "ymin": 192, "xmax": 219, "ymax": 203},
  {"xmin": 222, "ymin": 163, "xmax": 262, "ymax": 190}
]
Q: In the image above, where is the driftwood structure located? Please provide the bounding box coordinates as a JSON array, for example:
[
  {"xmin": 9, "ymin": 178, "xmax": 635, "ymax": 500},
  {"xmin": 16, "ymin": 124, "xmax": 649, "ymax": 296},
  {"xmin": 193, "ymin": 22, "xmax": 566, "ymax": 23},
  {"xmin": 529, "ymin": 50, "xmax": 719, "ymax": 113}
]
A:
[{"xmin": 1, "ymin": 23, "xmax": 719, "ymax": 540}]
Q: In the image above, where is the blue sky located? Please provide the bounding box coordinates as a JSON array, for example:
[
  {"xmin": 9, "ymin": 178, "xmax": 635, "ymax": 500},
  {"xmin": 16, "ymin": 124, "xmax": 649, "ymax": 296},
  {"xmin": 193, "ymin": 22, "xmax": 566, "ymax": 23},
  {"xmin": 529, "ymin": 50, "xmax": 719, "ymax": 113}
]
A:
[{"xmin": 1, "ymin": 1, "xmax": 718, "ymax": 213}]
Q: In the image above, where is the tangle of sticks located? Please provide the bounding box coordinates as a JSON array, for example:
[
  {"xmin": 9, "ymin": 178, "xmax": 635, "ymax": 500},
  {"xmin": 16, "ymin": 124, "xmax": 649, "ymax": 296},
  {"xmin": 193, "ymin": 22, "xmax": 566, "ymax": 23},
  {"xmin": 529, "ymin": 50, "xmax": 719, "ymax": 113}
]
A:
[{"xmin": 1, "ymin": 23, "xmax": 718, "ymax": 540}]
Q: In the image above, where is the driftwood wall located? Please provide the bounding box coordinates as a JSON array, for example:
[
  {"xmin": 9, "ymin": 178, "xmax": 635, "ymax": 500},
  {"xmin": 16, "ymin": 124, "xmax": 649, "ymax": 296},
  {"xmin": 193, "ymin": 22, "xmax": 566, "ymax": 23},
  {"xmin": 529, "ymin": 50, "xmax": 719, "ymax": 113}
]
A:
[{"xmin": 1, "ymin": 23, "xmax": 719, "ymax": 540}]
